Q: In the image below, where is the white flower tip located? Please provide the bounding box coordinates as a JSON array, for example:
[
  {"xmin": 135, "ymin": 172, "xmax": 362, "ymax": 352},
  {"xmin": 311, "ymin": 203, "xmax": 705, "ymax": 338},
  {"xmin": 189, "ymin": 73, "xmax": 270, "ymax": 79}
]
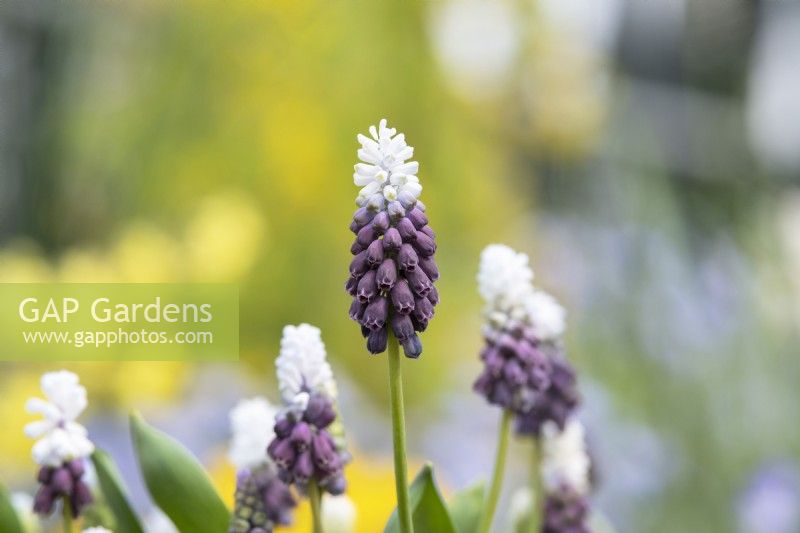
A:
[
  {"xmin": 525, "ymin": 290, "xmax": 566, "ymax": 341},
  {"xmin": 228, "ymin": 397, "xmax": 277, "ymax": 470},
  {"xmin": 477, "ymin": 244, "xmax": 534, "ymax": 307}
]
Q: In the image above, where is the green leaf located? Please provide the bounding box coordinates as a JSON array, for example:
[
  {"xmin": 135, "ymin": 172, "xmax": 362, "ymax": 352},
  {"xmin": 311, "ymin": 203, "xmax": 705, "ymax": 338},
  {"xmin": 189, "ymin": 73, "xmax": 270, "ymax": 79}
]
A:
[
  {"xmin": 384, "ymin": 463, "xmax": 456, "ymax": 533},
  {"xmin": 0, "ymin": 480, "xmax": 24, "ymax": 533},
  {"xmin": 91, "ymin": 449, "xmax": 144, "ymax": 533},
  {"xmin": 448, "ymin": 482, "xmax": 485, "ymax": 533},
  {"xmin": 130, "ymin": 411, "xmax": 229, "ymax": 533}
]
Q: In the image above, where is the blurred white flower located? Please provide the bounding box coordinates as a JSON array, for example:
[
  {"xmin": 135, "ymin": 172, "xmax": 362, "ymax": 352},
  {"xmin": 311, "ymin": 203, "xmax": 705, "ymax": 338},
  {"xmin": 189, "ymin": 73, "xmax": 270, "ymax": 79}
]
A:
[
  {"xmin": 524, "ymin": 290, "xmax": 566, "ymax": 341},
  {"xmin": 276, "ymin": 324, "xmax": 337, "ymax": 411},
  {"xmin": 541, "ymin": 419, "xmax": 591, "ymax": 495},
  {"xmin": 354, "ymin": 119, "xmax": 421, "ymax": 205},
  {"xmin": 83, "ymin": 528, "xmax": 113, "ymax": 533},
  {"xmin": 478, "ymin": 244, "xmax": 534, "ymax": 313},
  {"xmin": 322, "ymin": 494, "xmax": 357, "ymax": 533},
  {"xmin": 429, "ymin": 0, "xmax": 520, "ymax": 101},
  {"xmin": 228, "ymin": 397, "xmax": 278, "ymax": 471},
  {"xmin": 509, "ymin": 486, "xmax": 534, "ymax": 530},
  {"xmin": 24, "ymin": 370, "xmax": 94, "ymax": 466},
  {"xmin": 747, "ymin": 5, "xmax": 800, "ymax": 171}
]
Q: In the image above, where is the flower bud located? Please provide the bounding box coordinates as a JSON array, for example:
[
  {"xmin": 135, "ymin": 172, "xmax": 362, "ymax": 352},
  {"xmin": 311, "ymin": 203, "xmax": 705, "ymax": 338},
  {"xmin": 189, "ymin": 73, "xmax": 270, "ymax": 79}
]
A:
[
  {"xmin": 350, "ymin": 240, "xmax": 364, "ymax": 255},
  {"xmin": 348, "ymin": 251, "xmax": 368, "ymax": 277},
  {"xmin": 363, "ymin": 297, "xmax": 389, "ymax": 330},
  {"xmin": 349, "ymin": 299, "xmax": 365, "ymax": 321},
  {"xmin": 269, "ymin": 438, "xmax": 296, "ymax": 469},
  {"xmin": 383, "ymin": 228, "xmax": 402, "ymax": 251},
  {"xmin": 405, "ymin": 268, "xmax": 432, "ymax": 297},
  {"xmin": 421, "ymin": 225, "xmax": 435, "ymax": 239},
  {"xmin": 289, "ymin": 422, "xmax": 312, "ymax": 450},
  {"xmin": 51, "ymin": 468, "xmax": 73, "ymax": 494},
  {"xmin": 353, "ymin": 207, "xmax": 375, "ymax": 226},
  {"xmin": 418, "ymin": 255, "xmax": 439, "ymax": 281},
  {"xmin": 398, "ymin": 243, "xmax": 418, "ymax": 271},
  {"xmin": 401, "ymin": 335, "xmax": 423, "ymax": 359},
  {"xmin": 414, "ymin": 231, "xmax": 436, "ymax": 256},
  {"xmin": 387, "ymin": 201, "xmax": 406, "ymax": 220},
  {"xmin": 293, "ymin": 451, "xmax": 314, "ymax": 484},
  {"xmin": 356, "ymin": 225, "xmax": 378, "ymax": 247},
  {"xmin": 371, "ymin": 211, "xmax": 390, "ymax": 233},
  {"xmin": 397, "ymin": 218, "xmax": 417, "ymax": 241},
  {"xmin": 391, "ymin": 313, "xmax": 415, "ymax": 341},
  {"xmin": 366, "ymin": 239, "xmax": 384, "ymax": 267},
  {"xmin": 367, "ymin": 327, "xmax": 388, "ymax": 353},
  {"xmin": 407, "ymin": 207, "xmax": 428, "ymax": 229},
  {"xmin": 356, "ymin": 270, "xmax": 378, "ymax": 303},
  {"xmin": 376, "ymin": 258, "xmax": 398, "ymax": 291},
  {"xmin": 413, "ymin": 297, "xmax": 434, "ymax": 323},
  {"xmin": 390, "ymin": 280, "xmax": 415, "ymax": 314}
]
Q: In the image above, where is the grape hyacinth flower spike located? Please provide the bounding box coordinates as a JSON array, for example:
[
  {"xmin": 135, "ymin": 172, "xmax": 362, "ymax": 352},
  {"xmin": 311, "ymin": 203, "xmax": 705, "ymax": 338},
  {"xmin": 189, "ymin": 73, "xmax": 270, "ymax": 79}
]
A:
[
  {"xmin": 540, "ymin": 420, "xmax": 592, "ymax": 533},
  {"xmin": 345, "ymin": 119, "xmax": 439, "ymax": 532},
  {"xmin": 268, "ymin": 324, "xmax": 349, "ymax": 533},
  {"xmin": 473, "ymin": 245, "xmax": 554, "ymax": 533},
  {"xmin": 229, "ymin": 397, "xmax": 296, "ymax": 533},
  {"xmin": 346, "ymin": 118, "xmax": 439, "ymax": 359},
  {"xmin": 24, "ymin": 371, "xmax": 95, "ymax": 526}
]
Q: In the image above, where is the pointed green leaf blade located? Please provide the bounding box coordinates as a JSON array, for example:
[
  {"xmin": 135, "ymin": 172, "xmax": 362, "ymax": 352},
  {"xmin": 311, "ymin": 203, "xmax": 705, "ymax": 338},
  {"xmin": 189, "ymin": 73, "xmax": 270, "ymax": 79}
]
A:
[
  {"xmin": 91, "ymin": 449, "xmax": 144, "ymax": 533},
  {"xmin": 130, "ymin": 412, "xmax": 229, "ymax": 533},
  {"xmin": 384, "ymin": 463, "xmax": 456, "ymax": 533},
  {"xmin": 0, "ymin": 481, "xmax": 24, "ymax": 533},
  {"xmin": 448, "ymin": 482, "xmax": 485, "ymax": 533}
]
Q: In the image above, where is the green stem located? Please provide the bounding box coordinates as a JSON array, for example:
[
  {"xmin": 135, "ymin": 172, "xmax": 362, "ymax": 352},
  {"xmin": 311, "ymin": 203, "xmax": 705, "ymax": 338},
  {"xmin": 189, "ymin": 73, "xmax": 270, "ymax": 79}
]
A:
[
  {"xmin": 528, "ymin": 437, "xmax": 543, "ymax": 533},
  {"xmin": 309, "ymin": 480, "xmax": 324, "ymax": 533},
  {"xmin": 388, "ymin": 332, "xmax": 414, "ymax": 533},
  {"xmin": 478, "ymin": 410, "xmax": 512, "ymax": 533},
  {"xmin": 62, "ymin": 496, "xmax": 74, "ymax": 533}
]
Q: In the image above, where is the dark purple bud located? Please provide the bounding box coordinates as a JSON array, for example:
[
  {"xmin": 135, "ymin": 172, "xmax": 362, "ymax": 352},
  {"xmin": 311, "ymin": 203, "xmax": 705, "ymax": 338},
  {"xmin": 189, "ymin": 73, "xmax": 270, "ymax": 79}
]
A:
[
  {"xmin": 322, "ymin": 473, "xmax": 347, "ymax": 495},
  {"xmin": 345, "ymin": 276, "xmax": 358, "ymax": 296},
  {"xmin": 371, "ymin": 211, "xmax": 390, "ymax": 233},
  {"xmin": 362, "ymin": 297, "xmax": 389, "ymax": 331},
  {"xmin": 292, "ymin": 451, "xmax": 314, "ymax": 484},
  {"xmin": 349, "ymin": 299, "xmax": 365, "ymax": 321},
  {"xmin": 390, "ymin": 280, "xmax": 415, "ymax": 314},
  {"xmin": 490, "ymin": 381, "xmax": 513, "ymax": 407},
  {"xmin": 401, "ymin": 335, "xmax": 423, "ymax": 358},
  {"xmin": 420, "ymin": 225, "xmax": 435, "ymax": 239},
  {"xmin": 367, "ymin": 193, "xmax": 385, "ymax": 212},
  {"xmin": 473, "ymin": 371, "xmax": 493, "ymax": 396},
  {"xmin": 67, "ymin": 459, "xmax": 85, "ymax": 478},
  {"xmin": 353, "ymin": 207, "xmax": 375, "ymax": 225},
  {"xmin": 391, "ymin": 313, "xmax": 415, "ymax": 341},
  {"xmin": 398, "ymin": 244, "xmax": 418, "ymax": 271},
  {"xmin": 387, "ymin": 201, "xmax": 406, "ymax": 220},
  {"xmin": 51, "ymin": 468, "xmax": 73, "ymax": 494},
  {"xmin": 366, "ymin": 239, "xmax": 384, "ymax": 267},
  {"xmin": 289, "ymin": 422, "xmax": 313, "ymax": 450},
  {"xmin": 367, "ymin": 327, "xmax": 388, "ymax": 354},
  {"xmin": 407, "ymin": 208, "xmax": 428, "ymax": 229},
  {"xmin": 413, "ymin": 297, "xmax": 434, "ymax": 323},
  {"xmin": 418, "ymin": 255, "xmax": 439, "ymax": 281},
  {"xmin": 269, "ymin": 438, "xmax": 296, "ymax": 468},
  {"xmin": 503, "ymin": 360, "xmax": 527, "ymax": 386},
  {"xmin": 349, "ymin": 251, "xmax": 369, "ymax": 277},
  {"xmin": 376, "ymin": 258, "xmax": 397, "ymax": 291},
  {"xmin": 412, "ymin": 314, "xmax": 429, "ymax": 332},
  {"xmin": 33, "ymin": 486, "xmax": 55, "ymax": 515},
  {"xmin": 70, "ymin": 480, "xmax": 92, "ymax": 517},
  {"xmin": 357, "ymin": 270, "xmax": 377, "ymax": 303},
  {"xmin": 428, "ymin": 285, "xmax": 439, "ymax": 305},
  {"xmin": 349, "ymin": 220, "xmax": 361, "ymax": 234},
  {"xmin": 414, "ymin": 231, "xmax": 436, "ymax": 256},
  {"xmin": 356, "ymin": 224, "xmax": 378, "ymax": 247},
  {"xmin": 350, "ymin": 240, "xmax": 364, "ymax": 255},
  {"xmin": 405, "ymin": 268, "xmax": 432, "ymax": 297},
  {"xmin": 274, "ymin": 417, "xmax": 293, "ymax": 438},
  {"xmin": 383, "ymin": 228, "xmax": 402, "ymax": 251},
  {"xmin": 360, "ymin": 325, "xmax": 371, "ymax": 338},
  {"xmin": 483, "ymin": 347, "xmax": 504, "ymax": 375},
  {"xmin": 37, "ymin": 466, "xmax": 53, "ymax": 484},
  {"xmin": 397, "ymin": 217, "xmax": 417, "ymax": 241},
  {"xmin": 305, "ymin": 394, "xmax": 336, "ymax": 428},
  {"xmin": 311, "ymin": 432, "xmax": 340, "ymax": 470}
]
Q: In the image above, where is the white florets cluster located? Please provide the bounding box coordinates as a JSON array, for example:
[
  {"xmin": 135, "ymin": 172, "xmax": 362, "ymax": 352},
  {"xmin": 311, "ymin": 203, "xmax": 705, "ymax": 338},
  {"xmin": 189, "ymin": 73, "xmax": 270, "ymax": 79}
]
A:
[
  {"xmin": 275, "ymin": 323, "xmax": 337, "ymax": 413},
  {"xmin": 540, "ymin": 419, "xmax": 591, "ymax": 496},
  {"xmin": 24, "ymin": 371, "xmax": 94, "ymax": 467},
  {"xmin": 322, "ymin": 494, "xmax": 357, "ymax": 533},
  {"xmin": 354, "ymin": 119, "xmax": 422, "ymax": 206},
  {"xmin": 477, "ymin": 244, "xmax": 566, "ymax": 341},
  {"xmin": 228, "ymin": 397, "xmax": 278, "ymax": 471}
]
